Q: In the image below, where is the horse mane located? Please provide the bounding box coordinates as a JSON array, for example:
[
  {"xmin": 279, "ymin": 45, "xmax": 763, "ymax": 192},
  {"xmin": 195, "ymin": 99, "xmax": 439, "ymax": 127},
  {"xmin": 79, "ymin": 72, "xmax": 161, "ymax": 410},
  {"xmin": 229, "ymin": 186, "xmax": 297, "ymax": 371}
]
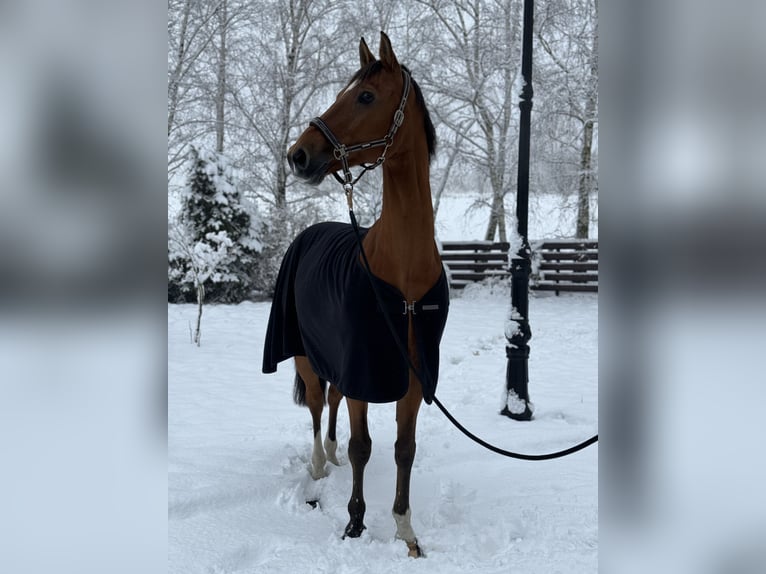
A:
[{"xmin": 349, "ymin": 61, "xmax": 437, "ymax": 163}]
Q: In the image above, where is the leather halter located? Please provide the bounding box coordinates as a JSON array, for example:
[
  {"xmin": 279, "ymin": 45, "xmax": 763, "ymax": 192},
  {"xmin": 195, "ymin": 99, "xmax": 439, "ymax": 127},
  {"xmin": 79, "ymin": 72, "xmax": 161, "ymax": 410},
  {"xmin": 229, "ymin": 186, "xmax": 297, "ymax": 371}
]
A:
[{"xmin": 309, "ymin": 68, "xmax": 411, "ymax": 208}]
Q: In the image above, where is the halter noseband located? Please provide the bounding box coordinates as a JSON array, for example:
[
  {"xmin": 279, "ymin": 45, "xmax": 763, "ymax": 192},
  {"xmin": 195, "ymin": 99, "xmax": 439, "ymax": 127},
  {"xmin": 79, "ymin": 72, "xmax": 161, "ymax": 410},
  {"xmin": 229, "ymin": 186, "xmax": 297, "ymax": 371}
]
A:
[{"xmin": 309, "ymin": 68, "xmax": 412, "ymax": 209}]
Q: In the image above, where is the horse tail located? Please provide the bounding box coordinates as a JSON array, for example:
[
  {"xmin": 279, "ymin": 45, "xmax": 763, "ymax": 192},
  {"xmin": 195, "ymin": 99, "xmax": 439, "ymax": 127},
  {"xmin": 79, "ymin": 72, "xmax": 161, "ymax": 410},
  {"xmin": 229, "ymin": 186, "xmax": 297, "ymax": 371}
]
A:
[{"xmin": 293, "ymin": 371, "xmax": 328, "ymax": 406}]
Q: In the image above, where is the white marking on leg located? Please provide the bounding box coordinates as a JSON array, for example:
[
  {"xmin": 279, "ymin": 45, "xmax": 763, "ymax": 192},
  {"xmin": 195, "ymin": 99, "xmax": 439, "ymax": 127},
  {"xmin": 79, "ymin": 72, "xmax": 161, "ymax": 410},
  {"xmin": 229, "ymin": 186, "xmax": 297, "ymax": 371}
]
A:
[
  {"xmin": 310, "ymin": 431, "xmax": 327, "ymax": 480},
  {"xmin": 392, "ymin": 508, "xmax": 417, "ymax": 543},
  {"xmin": 323, "ymin": 434, "xmax": 340, "ymax": 465}
]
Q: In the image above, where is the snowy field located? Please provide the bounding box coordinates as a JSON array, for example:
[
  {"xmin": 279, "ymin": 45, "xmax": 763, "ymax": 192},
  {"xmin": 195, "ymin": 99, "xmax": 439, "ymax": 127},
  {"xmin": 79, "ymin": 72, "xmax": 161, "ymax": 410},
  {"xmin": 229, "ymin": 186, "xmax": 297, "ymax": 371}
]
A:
[
  {"xmin": 292, "ymin": 191, "xmax": 599, "ymax": 242},
  {"xmin": 434, "ymin": 193, "xmax": 599, "ymax": 242},
  {"xmin": 169, "ymin": 284, "xmax": 598, "ymax": 573}
]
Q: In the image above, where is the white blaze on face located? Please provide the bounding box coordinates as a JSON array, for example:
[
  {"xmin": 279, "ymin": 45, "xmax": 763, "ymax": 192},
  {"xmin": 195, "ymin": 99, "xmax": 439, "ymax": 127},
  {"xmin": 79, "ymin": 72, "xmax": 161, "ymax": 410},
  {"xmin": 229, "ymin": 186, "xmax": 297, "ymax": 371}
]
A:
[{"xmin": 342, "ymin": 79, "xmax": 360, "ymax": 96}]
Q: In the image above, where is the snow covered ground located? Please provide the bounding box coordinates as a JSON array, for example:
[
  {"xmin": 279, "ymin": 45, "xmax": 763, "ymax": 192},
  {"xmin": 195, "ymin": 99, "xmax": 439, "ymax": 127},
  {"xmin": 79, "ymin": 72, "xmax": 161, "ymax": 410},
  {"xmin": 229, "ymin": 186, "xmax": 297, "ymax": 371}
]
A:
[{"xmin": 169, "ymin": 285, "xmax": 597, "ymax": 573}]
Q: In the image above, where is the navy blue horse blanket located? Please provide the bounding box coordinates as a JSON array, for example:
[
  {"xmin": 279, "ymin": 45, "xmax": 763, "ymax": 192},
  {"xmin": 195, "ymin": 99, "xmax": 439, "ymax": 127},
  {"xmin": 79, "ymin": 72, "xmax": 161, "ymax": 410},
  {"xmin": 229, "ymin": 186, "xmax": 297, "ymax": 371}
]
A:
[{"xmin": 262, "ymin": 222, "xmax": 449, "ymax": 404}]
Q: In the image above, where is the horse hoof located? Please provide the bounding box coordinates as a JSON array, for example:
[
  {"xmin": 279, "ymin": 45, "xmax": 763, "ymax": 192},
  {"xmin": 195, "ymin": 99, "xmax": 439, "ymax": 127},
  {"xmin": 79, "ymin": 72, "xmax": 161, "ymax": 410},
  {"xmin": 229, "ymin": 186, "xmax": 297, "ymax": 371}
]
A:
[
  {"xmin": 309, "ymin": 465, "xmax": 327, "ymax": 480},
  {"xmin": 406, "ymin": 540, "xmax": 423, "ymax": 558},
  {"xmin": 342, "ymin": 522, "xmax": 366, "ymax": 539}
]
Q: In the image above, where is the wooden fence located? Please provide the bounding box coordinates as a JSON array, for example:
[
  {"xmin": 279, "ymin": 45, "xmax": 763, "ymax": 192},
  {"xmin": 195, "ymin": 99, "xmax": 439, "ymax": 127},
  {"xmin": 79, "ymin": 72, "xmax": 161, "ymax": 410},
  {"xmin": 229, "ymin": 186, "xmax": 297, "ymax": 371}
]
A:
[{"xmin": 439, "ymin": 239, "xmax": 598, "ymax": 294}]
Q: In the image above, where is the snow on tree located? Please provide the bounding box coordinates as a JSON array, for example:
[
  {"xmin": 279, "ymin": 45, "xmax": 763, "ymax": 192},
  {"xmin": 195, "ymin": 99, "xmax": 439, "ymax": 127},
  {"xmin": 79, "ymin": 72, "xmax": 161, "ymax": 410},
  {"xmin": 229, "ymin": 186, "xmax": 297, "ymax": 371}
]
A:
[
  {"xmin": 169, "ymin": 145, "xmax": 263, "ymax": 316},
  {"xmin": 168, "ymin": 0, "xmax": 600, "ymax": 252}
]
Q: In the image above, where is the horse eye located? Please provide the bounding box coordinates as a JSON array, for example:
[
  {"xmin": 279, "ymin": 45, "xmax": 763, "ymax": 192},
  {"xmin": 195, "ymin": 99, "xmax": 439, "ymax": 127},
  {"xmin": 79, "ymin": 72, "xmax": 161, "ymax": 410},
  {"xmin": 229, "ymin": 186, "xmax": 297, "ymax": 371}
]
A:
[{"xmin": 357, "ymin": 91, "xmax": 375, "ymax": 104}]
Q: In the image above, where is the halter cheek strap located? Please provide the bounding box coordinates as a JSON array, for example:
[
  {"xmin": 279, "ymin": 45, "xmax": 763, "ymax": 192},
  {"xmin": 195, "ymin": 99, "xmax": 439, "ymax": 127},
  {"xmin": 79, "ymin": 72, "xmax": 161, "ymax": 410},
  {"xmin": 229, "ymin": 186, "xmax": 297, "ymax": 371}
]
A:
[{"xmin": 309, "ymin": 69, "xmax": 411, "ymax": 209}]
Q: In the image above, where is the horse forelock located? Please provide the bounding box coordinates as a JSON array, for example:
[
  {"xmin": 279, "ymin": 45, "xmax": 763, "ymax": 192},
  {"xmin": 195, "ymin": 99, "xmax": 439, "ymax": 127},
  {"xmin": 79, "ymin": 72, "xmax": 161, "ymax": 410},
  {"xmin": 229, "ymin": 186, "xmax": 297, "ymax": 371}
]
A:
[{"xmin": 350, "ymin": 60, "xmax": 384, "ymax": 83}]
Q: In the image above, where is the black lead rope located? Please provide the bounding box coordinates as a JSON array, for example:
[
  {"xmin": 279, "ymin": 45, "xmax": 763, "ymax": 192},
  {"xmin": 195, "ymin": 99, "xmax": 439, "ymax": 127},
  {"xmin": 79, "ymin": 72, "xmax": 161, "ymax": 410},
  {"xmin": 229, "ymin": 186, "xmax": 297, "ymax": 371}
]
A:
[
  {"xmin": 431, "ymin": 395, "xmax": 598, "ymax": 460},
  {"xmin": 348, "ymin": 208, "xmax": 598, "ymax": 461}
]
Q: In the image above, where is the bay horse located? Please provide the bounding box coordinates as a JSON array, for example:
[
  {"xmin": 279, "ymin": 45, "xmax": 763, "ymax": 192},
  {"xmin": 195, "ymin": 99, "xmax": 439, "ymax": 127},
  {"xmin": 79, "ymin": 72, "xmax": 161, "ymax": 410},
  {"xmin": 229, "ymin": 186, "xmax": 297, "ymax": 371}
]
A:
[{"xmin": 262, "ymin": 32, "xmax": 449, "ymax": 558}]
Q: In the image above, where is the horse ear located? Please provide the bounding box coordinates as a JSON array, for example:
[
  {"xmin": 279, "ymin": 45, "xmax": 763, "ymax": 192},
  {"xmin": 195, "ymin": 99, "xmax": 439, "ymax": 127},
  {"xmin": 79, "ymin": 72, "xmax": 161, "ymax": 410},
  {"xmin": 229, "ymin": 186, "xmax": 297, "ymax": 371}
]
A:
[
  {"xmin": 359, "ymin": 37, "xmax": 375, "ymax": 67},
  {"xmin": 378, "ymin": 31, "xmax": 400, "ymax": 71}
]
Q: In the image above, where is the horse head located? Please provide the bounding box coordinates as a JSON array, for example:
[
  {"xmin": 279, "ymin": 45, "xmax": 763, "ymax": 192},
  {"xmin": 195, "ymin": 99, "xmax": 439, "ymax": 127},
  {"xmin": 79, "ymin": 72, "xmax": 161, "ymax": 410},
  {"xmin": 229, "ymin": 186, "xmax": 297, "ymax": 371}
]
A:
[{"xmin": 287, "ymin": 32, "xmax": 409, "ymax": 185}]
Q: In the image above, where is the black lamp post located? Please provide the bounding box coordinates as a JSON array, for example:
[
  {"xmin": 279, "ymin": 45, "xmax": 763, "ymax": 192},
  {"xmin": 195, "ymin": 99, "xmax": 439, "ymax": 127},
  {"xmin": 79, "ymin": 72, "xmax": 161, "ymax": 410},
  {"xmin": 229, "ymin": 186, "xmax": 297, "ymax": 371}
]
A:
[{"xmin": 501, "ymin": 0, "xmax": 534, "ymax": 421}]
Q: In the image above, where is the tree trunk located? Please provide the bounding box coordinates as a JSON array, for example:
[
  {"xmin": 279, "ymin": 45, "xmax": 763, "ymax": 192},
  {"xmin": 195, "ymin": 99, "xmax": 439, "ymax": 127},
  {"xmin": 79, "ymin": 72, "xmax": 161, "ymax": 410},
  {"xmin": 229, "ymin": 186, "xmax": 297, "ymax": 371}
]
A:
[
  {"xmin": 576, "ymin": 2, "xmax": 598, "ymax": 239},
  {"xmin": 484, "ymin": 181, "xmax": 508, "ymax": 243},
  {"xmin": 168, "ymin": 0, "xmax": 192, "ymax": 138},
  {"xmin": 575, "ymin": 113, "xmax": 594, "ymax": 238},
  {"xmin": 215, "ymin": 0, "xmax": 227, "ymax": 153},
  {"xmin": 275, "ymin": 149, "xmax": 288, "ymax": 211},
  {"xmin": 274, "ymin": 92, "xmax": 292, "ymax": 210},
  {"xmin": 484, "ymin": 201, "xmax": 497, "ymax": 241},
  {"xmin": 194, "ymin": 282, "xmax": 205, "ymax": 346},
  {"xmin": 273, "ymin": 6, "xmax": 301, "ymax": 211},
  {"xmin": 497, "ymin": 198, "xmax": 507, "ymax": 243}
]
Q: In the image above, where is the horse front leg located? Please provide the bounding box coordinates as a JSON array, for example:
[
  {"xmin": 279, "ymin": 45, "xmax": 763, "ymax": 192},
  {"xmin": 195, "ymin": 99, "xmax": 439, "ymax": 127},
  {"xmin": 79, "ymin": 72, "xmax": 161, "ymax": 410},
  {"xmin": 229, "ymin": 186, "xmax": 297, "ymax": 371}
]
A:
[
  {"xmin": 343, "ymin": 398, "xmax": 371, "ymax": 539},
  {"xmin": 324, "ymin": 383, "xmax": 343, "ymax": 466},
  {"xmin": 393, "ymin": 376, "xmax": 424, "ymax": 558}
]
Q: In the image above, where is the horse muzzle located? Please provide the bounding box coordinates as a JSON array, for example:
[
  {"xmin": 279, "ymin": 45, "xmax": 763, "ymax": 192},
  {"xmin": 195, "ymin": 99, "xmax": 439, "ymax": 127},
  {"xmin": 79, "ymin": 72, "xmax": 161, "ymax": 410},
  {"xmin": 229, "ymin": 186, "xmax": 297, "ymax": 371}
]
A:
[{"xmin": 288, "ymin": 145, "xmax": 331, "ymax": 185}]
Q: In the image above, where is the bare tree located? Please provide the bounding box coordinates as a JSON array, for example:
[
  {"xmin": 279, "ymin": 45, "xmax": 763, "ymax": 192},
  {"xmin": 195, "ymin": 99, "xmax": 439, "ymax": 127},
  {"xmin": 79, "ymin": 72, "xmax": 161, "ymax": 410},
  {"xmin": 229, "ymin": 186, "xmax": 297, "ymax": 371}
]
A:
[
  {"xmin": 416, "ymin": 0, "xmax": 522, "ymax": 242},
  {"xmin": 535, "ymin": 0, "xmax": 598, "ymax": 238},
  {"xmin": 167, "ymin": 0, "xmax": 598, "ymax": 244},
  {"xmin": 227, "ymin": 0, "xmax": 346, "ymax": 211},
  {"xmin": 168, "ymin": 0, "xmax": 252, "ymax": 181},
  {"xmin": 575, "ymin": 0, "xmax": 598, "ymax": 238},
  {"xmin": 167, "ymin": 0, "xmax": 223, "ymax": 183}
]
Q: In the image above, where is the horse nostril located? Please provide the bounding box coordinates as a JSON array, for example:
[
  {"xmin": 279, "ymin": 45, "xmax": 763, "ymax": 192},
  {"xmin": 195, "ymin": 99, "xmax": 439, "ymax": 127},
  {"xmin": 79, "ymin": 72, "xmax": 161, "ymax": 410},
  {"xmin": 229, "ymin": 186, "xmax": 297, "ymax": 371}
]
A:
[{"xmin": 292, "ymin": 148, "xmax": 309, "ymax": 171}]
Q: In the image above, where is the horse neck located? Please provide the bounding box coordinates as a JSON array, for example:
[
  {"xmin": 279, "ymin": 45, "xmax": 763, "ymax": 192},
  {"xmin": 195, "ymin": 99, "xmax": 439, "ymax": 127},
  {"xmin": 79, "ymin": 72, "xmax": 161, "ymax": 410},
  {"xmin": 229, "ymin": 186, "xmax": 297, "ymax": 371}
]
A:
[{"xmin": 363, "ymin": 147, "xmax": 441, "ymax": 300}]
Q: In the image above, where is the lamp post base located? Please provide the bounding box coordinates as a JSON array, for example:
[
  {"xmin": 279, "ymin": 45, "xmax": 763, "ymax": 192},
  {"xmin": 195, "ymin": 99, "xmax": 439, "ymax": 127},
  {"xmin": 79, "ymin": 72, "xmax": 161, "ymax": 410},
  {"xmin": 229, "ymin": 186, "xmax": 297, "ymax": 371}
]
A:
[{"xmin": 500, "ymin": 403, "xmax": 534, "ymax": 421}]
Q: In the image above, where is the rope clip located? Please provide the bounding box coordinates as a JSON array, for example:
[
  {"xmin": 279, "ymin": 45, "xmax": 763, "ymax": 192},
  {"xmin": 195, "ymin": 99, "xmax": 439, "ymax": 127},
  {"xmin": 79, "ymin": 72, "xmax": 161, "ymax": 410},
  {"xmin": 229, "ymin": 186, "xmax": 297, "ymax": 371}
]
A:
[{"xmin": 344, "ymin": 183, "xmax": 354, "ymax": 210}]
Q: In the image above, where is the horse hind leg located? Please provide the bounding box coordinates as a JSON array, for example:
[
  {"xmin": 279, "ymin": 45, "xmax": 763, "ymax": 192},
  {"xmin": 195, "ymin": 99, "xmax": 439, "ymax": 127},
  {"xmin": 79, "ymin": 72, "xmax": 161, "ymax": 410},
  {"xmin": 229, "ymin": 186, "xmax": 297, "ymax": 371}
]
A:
[
  {"xmin": 343, "ymin": 398, "xmax": 371, "ymax": 539},
  {"xmin": 324, "ymin": 383, "xmax": 343, "ymax": 466},
  {"xmin": 393, "ymin": 377, "xmax": 424, "ymax": 558},
  {"xmin": 294, "ymin": 356, "xmax": 328, "ymax": 480}
]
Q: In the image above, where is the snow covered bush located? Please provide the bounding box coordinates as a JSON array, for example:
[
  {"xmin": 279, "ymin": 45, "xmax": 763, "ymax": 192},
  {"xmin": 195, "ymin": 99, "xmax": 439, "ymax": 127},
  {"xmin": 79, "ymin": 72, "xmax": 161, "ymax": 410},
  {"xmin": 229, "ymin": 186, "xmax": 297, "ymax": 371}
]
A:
[{"xmin": 169, "ymin": 146, "xmax": 264, "ymax": 304}]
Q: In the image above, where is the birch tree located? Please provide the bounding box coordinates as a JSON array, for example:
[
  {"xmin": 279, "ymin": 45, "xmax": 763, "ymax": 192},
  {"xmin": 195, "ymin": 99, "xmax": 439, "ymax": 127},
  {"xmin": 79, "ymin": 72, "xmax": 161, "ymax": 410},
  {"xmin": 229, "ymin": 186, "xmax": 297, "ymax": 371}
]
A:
[
  {"xmin": 167, "ymin": 0, "xmax": 599, "ymax": 246},
  {"xmin": 214, "ymin": 0, "xmax": 228, "ymax": 152},
  {"xmin": 168, "ymin": 0, "xmax": 222, "ymax": 183},
  {"xmin": 168, "ymin": 0, "xmax": 252, "ymax": 180},
  {"xmin": 416, "ymin": 0, "xmax": 523, "ymax": 242},
  {"xmin": 227, "ymin": 0, "xmax": 346, "ymax": 211},
  {"xmin": 535, "ymin": 0, "xmax": 598, "ymax": 237}
]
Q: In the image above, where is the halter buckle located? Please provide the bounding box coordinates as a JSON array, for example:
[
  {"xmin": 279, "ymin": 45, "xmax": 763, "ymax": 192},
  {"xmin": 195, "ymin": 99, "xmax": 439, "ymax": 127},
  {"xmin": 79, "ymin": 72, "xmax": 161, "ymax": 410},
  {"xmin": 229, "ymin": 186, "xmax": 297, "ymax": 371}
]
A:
[
  {"xmin": 403, "ymin": 300, "xmax": 417, "ymax": 315},
  {"xmin": 333, "ymin": 145, "xmax": 348, "ymax": 160},
  {"xmin": 308, "ymin": 70, "xmax": 411, "ymax": 205}
]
